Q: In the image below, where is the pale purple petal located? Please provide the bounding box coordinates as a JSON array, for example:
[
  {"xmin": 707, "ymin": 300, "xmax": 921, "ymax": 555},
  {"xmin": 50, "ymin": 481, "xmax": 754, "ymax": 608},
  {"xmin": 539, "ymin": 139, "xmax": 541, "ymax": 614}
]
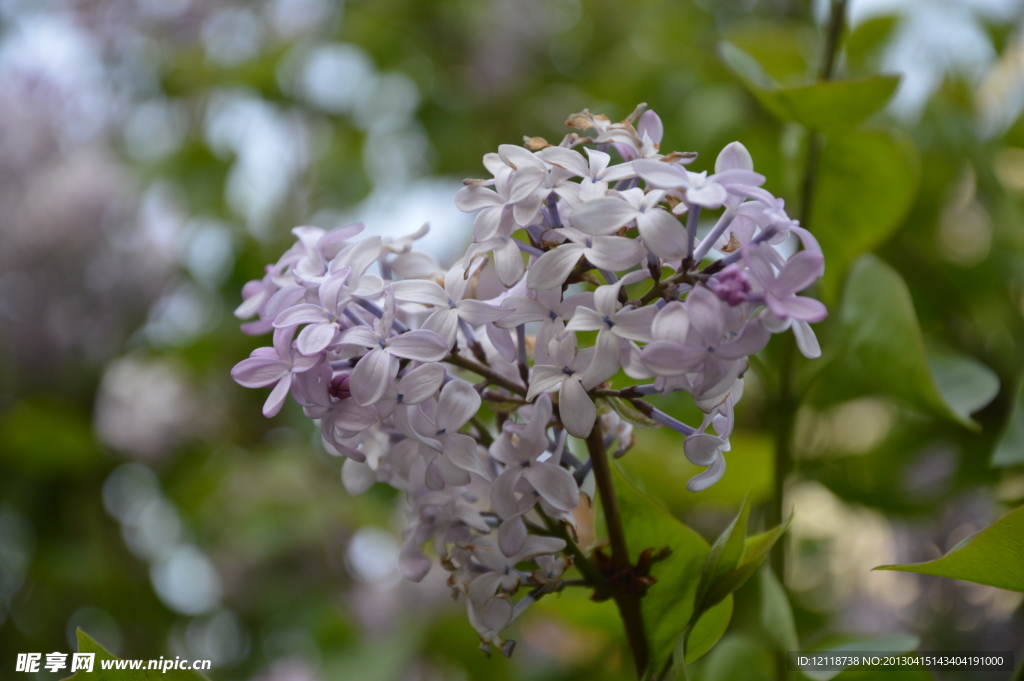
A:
[
  {"xmin": 651, "ymin": 301, "xmax": 689, "ymax": 342},
  {"xmin": 493, "ymin": 237, "xmax": 525, "ymax": 287},
  {"xmin": 296, "ymin": 322, "xmax": 338, "ymax": 355},
  {"xmin": 513, "ymin": 191, "xmax": 544, "ymax": 226},
  {"xmin": 526, "ymin": 244, "xmax": 585, "ymax": 291},
  {"xmin": 396, "ymin": 362, "xmax": 445, "ymax": 405},
  {"xmin": 683, "ymin": 433, "xmax": 724, "ymax": 466},
  {"xmin": 523, "ymin": 464, "xmax": 579, "ymax": 512},
  {"xmin": 262, "ymin": 372, "xmax": 293, "ymax": 417},
  {"xmin": 350, "ymin": 347, "xmax": 395, "ymax": 405},
  {"xmin": 641, "ymin": 341, "xmax": 696, "ymax": 376},
  {"xmin": 636, "ymin": 208, "xmax": 688, "ymax": 259},
  {"xmin": 332, "ymin": 399, "xmax": 379, "ymax": 431},
  {"xmin": 712, "ymin": 168, "xmax": 765, "ymax": 187},
  {"xmin": 792, "ymin": 320, "xmax": 822, "ymax": 359},
  {"xmin": 718, "ymin": 319, "xmax": 771, "ymax": 359},
  {"xmin": 687, "ymin": 452, "xmax": 726, "ymax": 492},
  {"xmin": 610, "ymin": 306, "xmax": 657, "ymax": 343},
  {"xmin": 778, "ymin": 295, "xmax": 828, "ymax": 323},
  {"xmin": 457, "ymin": 299, "xmax": 509, "ymax": 325},
  {"xmin": 634, "ymin": 159, "xmax": 688, "ymax": 188},
  {"xmin": 569, "ymin": 197, "xmax": 638, "ymax": 235},
  {"xmin": 455, "ymin": 184, "xmax": 503, "ymax": 212},
  {"xmin": 776, "ymin": 251, "xmax": 825, "ymax": 294},
  {"xmin": 686, "ymin": 183, "xmax": 729, "ymax": 208},
  {"xmin": 486, "ymin": 323, "xmax": 517, "ymax": 363},
  {"xmin": 391, "ymin": 279, "xmax": 448, "ymax": 306},
  {"xmin": 499, "ymin": 144, "xmax": 545, "ymax": 170},
  {"xmin": 490, "ymin": 467, "xmax": 527, "ymax": 519},
  {"xmin": 498, "ymin": 516, "xmax": 527, "ymax": 557},
  {"xmin": 506, "ymin": 166, "xmax": 545, "ymax": 204},
  {"xmin": 686, "ymin": 286, "xmax": 726, "ymax": 346},
  {"xmin": 584, "ymin": 236, "xmax": 646, "ymax": 271},
  {"xmin": 232, "ymin": 356, "xmax": 289, "ymax": 388},
  {"xmin": 559, "ymin": 376, "xmax": 596, "ymax": 438},
  {"xmin": 539, "ymin": 146, "xmax": 590, "ymax": 177},
  {"xmin": 422, "ymin": 307, "xmax": 459, "ymax": 346},
  {"xmin": 399, "ymin": 539, "xmax": 432, "ymax": 583},
  {"xmin": 388, "ymin": 330, "xmax": 449, "ymax": 362},
  {"xmin": 516, "ymin": 535, "xmax": 567, "ymax": 560},
  {"xmin": 437, "ymin": 379, "xmax": 482, "ymax": 432},
  {"xmin": 637, "ymin": 110, "xmax": 663, "ymax": 145},
  {"xmin": 526, "ymin": 365, "xmax": 565, "ymax": 401},
  {"xmin": 341, "ymin": 458, "xmax": 376, "ymax": 495},
  {"xmin": 338, "ymin": 326, "xmax": 380, "ymax": 348},
  {"xmin": 443, "ymin": 433, "xmax": 489, "ymax": 479},
  {"xmin": 273, "ymin": 304, "xmax": 328, "ymax": 328},
  {"xmin": 581, "ymin": 330, "xmax": 621, "ymax": 389},
  {"xmin": 564, "ymin": 306, "xmax": 605, "ymax": 333},
  {"xmin": 715, "ymin": 141, "xmax": 753, "ymax": 173}
]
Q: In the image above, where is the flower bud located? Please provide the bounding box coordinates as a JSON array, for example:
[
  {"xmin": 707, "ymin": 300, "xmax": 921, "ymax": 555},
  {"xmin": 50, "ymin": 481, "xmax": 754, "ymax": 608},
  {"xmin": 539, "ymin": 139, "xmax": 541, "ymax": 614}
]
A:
[
  {"xmin": 330, "ymin": 373, "xmax": 352, "ymax": 400},
  {"xmin": 708, "ymin": 265, "xmax": 751, "ymax": 306}
]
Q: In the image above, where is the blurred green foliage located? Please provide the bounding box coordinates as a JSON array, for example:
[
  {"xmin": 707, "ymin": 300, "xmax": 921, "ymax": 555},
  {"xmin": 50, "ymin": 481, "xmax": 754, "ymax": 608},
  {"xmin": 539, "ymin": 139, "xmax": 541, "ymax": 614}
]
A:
[{"xmin": 2, "ymin": 0, "xmax": 1024, "ymax": 680}]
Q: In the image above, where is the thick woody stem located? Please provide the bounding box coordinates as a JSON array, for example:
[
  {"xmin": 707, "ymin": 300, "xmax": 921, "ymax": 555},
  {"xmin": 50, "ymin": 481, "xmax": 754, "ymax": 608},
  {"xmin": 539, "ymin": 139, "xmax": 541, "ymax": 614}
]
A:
[{"xmin": 586, "ymin": 420, "xmax": 649, "ymax": 677}]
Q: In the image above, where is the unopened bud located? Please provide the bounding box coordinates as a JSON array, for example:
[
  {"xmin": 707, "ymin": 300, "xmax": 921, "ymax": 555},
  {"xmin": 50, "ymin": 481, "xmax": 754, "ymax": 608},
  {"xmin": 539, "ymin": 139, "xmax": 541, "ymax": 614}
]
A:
[
  {"xmin": 708, "ymin": 265, "xmax": 751, "ymax": 306},
  {"xmin": 330, "ymin": 373, "xmax": 352, "ymax": 400}
]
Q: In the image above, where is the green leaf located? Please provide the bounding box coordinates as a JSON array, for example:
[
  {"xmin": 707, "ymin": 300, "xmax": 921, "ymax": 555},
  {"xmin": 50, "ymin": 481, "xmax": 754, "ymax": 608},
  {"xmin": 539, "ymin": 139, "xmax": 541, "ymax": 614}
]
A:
[
  {"xmin": 845, "ymin": 15, "xmax": 900, "ymax": 73},
  {"xmin": 874, "ymin": 504, "xmax": 1024, "ymax": 591},
  {"xmin": 704, "ymin": 515, "xmax": 792, "ymax": 607},
  {"xmin": 812, "ymin": 131, "xmax": 920, "ymax": 299},
  {"xmin": 804, "ymin": 634, "xmax": 921, "ymax": 681},
  {"xmin": 929, "ymin": 354, "xmax": 999, "ymax": 423},
  {"xmin": 993, "ymin": 378, "xmax": 1024, "ymax": 467},
  {"xmin": 612, "ymin": 464, "xmax": 710, "ymax": 677},
  {"xmin": 758, "ymin": 566, "xmax": 798, "ymax": 653},
  {"xmin": 63, "ymin": 629, "xmax": 211, "ymax": 681},
  {"xmin": 839, "ymin": 255, "xmax": 978, "ymax": 429},
  {"xmin": 679, "ymin": 595, "xmax": 733, "ymax": 669},
  {"xmin": 604, "ymin": 396, "xmax": 660, "ymax": 429},
  {"xmin": 718, "ymin": 42, "xmax": 899, "ymax": 130},
  {"xmin": 702, "ymin": 632, "xmax": 774, "ymax": 681},
  {"xmin": 0, "ymin": 398, "xmax": 103, "ymax": 477},
  {"xmin": 696, "ymin": 494, "xmax": 751, "ymax": 611}
]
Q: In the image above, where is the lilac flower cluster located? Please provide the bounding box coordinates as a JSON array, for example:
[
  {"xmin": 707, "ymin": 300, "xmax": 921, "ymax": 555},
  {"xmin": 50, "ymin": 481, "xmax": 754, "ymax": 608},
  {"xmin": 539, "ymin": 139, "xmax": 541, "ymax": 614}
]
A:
[{"xmin": 232, "ymin": 105, "xmax": 826, "ymax": 655}]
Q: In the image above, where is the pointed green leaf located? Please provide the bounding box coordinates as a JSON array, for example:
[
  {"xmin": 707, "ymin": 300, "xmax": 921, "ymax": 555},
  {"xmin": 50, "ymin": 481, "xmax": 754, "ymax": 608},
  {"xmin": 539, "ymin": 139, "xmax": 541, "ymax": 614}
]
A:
[
  {"xmin": 62, "ymin": 629, "xmax": 211, "ymax": 681},
  {"xmin": 839, "ymin": 255, "xmax": 978, "ymax": 429},
  {"xmin": 718, "ymin": 42, "xmax": 899, "ymax": 130},
  {"xmin": 702, "ymin": 633, "xmax": 774, "ymax": 681},
  {"xmin": 804, "ymin": 634, "xmax": 921, "ymax": 681},
  {"xmin": 612, "ymin": 465, "xmax": 710, "ymax": 677},
  {"xmin": 697, "ymin": 494, "xmax": 751, "ymax": 611},
  {"xmin": 758, "ymin": 566, "xmax": 798, "ymax": 653},
  {"xmin": 813, "ymin": 131, "xmax": 919, "ymax": 300},
  {"xmin": 874, "ymin": 504, "xmax": 1024, "ymax": 591},
  {"xmin": 679, "ymin": 594, "xmax": 733, "ymax": 671},
  {"xmin": 929, "ymin": 354, "xmax": 999, "ymax": 424},
  {"xmin": 604, "ymin": 396, "xmax": 660, "ymax": 429},
  {"xmin": 845, "ymin": 15, "xmax": 899, "ymax": 73},
  {"xmin": 993, "ymin": 378, "xmax": 1024, "ymax": 467},
  {"xmin": 704, "ymin": 514, "xmax": 792, "ymax": 607}
]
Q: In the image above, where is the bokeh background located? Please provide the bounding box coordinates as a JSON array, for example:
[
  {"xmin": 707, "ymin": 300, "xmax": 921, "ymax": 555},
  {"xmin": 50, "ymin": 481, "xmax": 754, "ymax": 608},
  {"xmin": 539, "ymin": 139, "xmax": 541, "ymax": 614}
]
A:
[{"xmin": 2, "ymin": 0, "xmax": 1024, "ymax": 679}]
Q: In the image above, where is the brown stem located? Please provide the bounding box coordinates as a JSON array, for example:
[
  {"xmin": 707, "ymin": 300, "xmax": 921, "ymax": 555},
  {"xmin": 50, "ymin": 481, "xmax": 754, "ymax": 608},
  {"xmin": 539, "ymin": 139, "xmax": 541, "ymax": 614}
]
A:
[
  {"xmin": 632, "ymin": 269, "xmax": 698, "ymax": 307},
  {"xmin": 586, "ymin": 420, "xmax": 649, "ymax": 677},
  {"xmin": 444, "ymin": 352, "xmax": 526, "ymax": 396}
]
